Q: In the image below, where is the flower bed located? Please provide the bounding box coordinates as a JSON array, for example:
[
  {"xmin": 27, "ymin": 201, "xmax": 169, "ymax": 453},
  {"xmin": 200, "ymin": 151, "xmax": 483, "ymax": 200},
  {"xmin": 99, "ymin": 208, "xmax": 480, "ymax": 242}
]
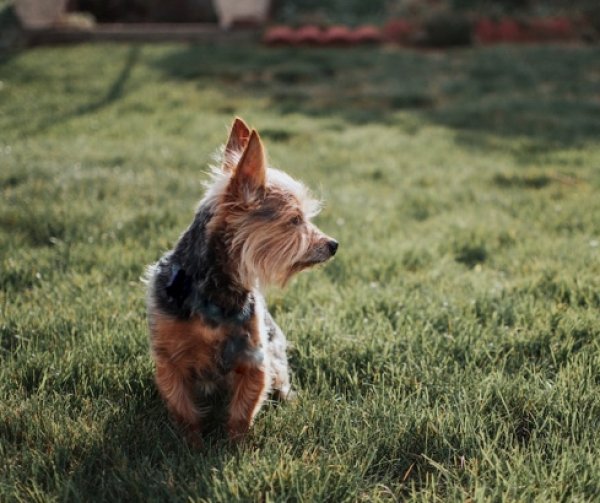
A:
[{"xmin": 263, "ymin": 15, "xmax": 587, "ymax": 48}]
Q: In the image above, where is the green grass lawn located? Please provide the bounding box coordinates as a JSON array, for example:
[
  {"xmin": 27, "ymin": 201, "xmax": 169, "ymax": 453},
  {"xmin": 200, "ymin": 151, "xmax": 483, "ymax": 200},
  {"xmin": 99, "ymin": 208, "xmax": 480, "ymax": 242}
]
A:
[{"xmin": 1, "ymin": 41, "xmax": 600, "ymax": 501}]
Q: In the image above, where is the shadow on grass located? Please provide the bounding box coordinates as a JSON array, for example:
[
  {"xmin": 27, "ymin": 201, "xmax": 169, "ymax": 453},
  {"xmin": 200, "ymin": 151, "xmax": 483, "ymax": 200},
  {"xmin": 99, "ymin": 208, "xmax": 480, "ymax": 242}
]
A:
[
  {"xmin": 20, "ymin": 45, "xmax": 141, "ymax": 137},
  {"xmin": 77, "ymin": 45, "xmax": 141, "ymax": 115},
  {"xmin": 0, "ymin": 5, "xmax": 24, "ymax": 63},
  {"xmin": 60, "ymin": 386, "xmax": 235, "ymax": 500},
  {"xmin": 153, "ymin": 44, "xmax": 600, "ymax": 152}
]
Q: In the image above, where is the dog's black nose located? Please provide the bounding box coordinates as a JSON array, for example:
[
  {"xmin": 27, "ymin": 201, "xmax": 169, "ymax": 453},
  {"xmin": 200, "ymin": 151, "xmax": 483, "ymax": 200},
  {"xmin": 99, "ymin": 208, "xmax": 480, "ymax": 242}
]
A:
[{"xmin": 327, "ymin": 239, "xmax": 339, "ymax": 256}]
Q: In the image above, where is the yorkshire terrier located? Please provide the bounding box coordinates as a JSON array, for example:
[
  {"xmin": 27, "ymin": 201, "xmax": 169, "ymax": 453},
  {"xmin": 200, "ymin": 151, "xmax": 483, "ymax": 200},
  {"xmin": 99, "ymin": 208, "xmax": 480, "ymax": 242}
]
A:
[{"xmin": 145, "ymin": 118, "xmax": 338, "ymax": 443}]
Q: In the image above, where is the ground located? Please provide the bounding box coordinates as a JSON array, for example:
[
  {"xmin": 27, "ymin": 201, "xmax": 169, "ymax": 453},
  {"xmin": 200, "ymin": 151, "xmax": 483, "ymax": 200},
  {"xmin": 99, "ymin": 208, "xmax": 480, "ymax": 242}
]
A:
[{"xmin": 1, "ymin": 42, "xmax": 599, "ymax": 501}]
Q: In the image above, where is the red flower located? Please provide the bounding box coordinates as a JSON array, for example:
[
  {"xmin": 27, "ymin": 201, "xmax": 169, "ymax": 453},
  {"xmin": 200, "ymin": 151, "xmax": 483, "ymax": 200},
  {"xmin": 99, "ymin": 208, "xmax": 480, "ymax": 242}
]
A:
[
  {"xmin": 350, "ymin": 25, "xmax": 382, "ymax": 44},
  {"xmin": 497, "ymin": 18, "xmax": 521, "ymax": 42},
  {"xmin": 383, "ymin": 19, "xmax": 414, "ymax": 44},
  {"xmin": 475, "ymin": 18, "xmax": 498, "ymax": 44},
  {"xmin": 322, "ymin": 25, "xmax": 353, "ymax": 45},
  {"xmin": 295, "ymin": 25, "xmax": 323, "ymax": 45},
  {"xmin": 263, "ymin": 26, "xmax": 297, "ymax": 46}
]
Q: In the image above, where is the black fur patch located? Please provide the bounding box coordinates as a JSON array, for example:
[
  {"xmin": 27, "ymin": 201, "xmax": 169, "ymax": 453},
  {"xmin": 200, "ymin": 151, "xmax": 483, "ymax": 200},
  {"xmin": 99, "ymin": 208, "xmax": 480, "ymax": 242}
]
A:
[
  {"xmin": 220, "ymin": 331, "xmax": 250, "ymax": 373},
  {"xmin": 165, "ymin": 264, "xmax": 192, "ymax": 303},
  {"xmin": 151, "ymin": 205, "xmax": 254, "ymax": 326}
]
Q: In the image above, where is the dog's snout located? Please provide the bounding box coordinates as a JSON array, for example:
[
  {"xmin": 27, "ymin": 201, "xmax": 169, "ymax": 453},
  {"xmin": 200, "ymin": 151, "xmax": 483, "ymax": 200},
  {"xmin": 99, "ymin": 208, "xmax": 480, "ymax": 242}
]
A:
[{"xmin": 327, "ymin": 239, "xmax": 339, "ymax": 256}]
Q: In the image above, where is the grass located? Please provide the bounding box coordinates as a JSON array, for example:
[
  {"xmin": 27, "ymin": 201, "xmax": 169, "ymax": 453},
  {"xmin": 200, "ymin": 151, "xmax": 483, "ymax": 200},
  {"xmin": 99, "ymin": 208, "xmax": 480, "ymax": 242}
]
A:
[{"xmin": 1, "ymin": 41, "xmax": 599, "ymax": 501}]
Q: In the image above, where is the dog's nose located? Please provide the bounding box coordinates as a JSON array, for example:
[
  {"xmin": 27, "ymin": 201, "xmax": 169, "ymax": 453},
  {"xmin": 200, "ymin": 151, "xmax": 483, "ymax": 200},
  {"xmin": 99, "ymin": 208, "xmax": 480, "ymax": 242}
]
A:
[{"xmin": 327, "ymin": 239, "xmax": 339, "ymax": 256}]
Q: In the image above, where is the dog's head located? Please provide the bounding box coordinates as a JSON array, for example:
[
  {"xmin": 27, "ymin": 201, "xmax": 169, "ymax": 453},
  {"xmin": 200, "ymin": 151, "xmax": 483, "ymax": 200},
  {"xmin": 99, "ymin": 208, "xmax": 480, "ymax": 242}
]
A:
[{"xmin": 207, "ymin": 117, "xmax": 338, "ymax": 288}]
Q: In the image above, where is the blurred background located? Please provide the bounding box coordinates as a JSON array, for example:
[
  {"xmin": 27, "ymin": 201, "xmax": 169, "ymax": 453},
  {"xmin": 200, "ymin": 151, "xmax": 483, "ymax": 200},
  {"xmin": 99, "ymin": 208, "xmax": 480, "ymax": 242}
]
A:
[{"xmin": 1, "ymin": 0, "xmax": 600, "ymax": 48}]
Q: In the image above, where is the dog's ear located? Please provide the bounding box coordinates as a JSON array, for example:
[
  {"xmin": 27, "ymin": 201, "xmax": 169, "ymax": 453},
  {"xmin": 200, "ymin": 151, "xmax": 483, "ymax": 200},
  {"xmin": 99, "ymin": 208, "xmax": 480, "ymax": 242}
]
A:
[
  {"xmin": 230, "ymin": 130, "xmax": 266, "ymax": 193},
  {"xmin": 223, "ymin": 117, "xmax": 251, "ymax": 172}
]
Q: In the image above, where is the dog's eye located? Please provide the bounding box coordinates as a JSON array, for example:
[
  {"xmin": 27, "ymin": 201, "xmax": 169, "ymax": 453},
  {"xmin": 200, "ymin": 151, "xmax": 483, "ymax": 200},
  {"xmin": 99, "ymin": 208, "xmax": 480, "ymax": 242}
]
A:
[{"xmin": 290, "ymin": 215, "xmax": 303, "ymax": 226}]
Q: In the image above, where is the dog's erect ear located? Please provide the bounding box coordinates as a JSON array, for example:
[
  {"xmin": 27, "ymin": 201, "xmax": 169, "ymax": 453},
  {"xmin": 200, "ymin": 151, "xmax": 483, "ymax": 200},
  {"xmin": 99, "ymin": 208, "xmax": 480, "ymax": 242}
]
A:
[
  {"xmin": 223, "ymin": 117, "xmax": 251, "ymax": 172},
  {"xmin": 231, "ymin": 130, "xmax": 266, "ymax": 192}
]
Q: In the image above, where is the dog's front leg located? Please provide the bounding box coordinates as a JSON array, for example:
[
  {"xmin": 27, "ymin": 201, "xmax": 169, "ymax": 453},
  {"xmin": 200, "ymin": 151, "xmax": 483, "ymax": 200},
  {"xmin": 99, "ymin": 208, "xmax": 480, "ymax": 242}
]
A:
[
  {"xmin": 227, "ymin": 365, "xmax": 267, "ymax": 440},
  {"xmin": 155, "ymin": 359, "xmax": 203, "ymax": 445}
]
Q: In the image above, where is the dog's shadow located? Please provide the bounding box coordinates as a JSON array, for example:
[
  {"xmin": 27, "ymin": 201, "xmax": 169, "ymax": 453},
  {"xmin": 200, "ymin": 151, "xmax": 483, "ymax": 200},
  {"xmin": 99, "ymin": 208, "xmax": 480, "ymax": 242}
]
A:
[{"xmin": 61, "ymin": 378, "xmax": 259, "ymax": 500}]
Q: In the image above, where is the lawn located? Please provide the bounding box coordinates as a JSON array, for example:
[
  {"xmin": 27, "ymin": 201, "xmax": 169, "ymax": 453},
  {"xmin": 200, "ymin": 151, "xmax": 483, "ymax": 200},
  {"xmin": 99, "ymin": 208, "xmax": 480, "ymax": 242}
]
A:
[{"xmin": 1, "ymin": 41, "xmax": 600, "ymax": 501}]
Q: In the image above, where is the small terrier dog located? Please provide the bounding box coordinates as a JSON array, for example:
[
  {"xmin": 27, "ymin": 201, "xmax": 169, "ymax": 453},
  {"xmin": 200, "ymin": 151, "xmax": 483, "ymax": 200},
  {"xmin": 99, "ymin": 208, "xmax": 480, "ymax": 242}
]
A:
[{"xmin": 146, "ymin": 118, "xmax": 338, "ymax": 443}]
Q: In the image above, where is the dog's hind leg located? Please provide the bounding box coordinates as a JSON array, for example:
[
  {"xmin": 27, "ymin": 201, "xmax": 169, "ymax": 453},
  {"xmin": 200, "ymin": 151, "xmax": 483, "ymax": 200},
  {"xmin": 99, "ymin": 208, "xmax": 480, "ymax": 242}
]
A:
[{"xmin": 265, "ymin": 312, "xmax": 293, "ymax": 400}]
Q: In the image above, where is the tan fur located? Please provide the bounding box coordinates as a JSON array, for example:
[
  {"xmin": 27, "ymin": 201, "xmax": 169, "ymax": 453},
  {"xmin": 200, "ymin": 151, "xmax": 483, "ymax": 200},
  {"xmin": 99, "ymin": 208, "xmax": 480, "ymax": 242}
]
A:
[
  {"xmin": 151, "ymin": 314, "xmax": 224, "ymax": 432},
  {"xmin": 150, "ymin": 308, "xmax": 267, "ymax": 442}
]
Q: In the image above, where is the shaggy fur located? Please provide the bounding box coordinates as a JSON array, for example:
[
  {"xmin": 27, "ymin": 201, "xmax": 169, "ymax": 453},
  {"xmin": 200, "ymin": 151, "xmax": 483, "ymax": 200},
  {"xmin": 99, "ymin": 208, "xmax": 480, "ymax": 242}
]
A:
[{"xmin": 145, "ymin": 118, "xmax": 337, "ymax": 444}]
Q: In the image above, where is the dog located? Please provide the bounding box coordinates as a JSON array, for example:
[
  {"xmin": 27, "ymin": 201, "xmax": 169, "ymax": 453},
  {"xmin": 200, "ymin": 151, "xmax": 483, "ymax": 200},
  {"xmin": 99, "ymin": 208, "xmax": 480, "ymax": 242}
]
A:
[{"xmin": 145, "ymin": 118, "xmax": 338, "ymax": 444}]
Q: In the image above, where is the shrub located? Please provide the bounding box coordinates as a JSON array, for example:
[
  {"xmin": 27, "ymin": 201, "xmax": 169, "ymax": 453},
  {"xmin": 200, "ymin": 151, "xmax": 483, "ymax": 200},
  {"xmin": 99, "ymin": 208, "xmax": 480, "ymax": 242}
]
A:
[{"xmin": 422, "ymin": 11, "xmax": 472, "ymax": 46}]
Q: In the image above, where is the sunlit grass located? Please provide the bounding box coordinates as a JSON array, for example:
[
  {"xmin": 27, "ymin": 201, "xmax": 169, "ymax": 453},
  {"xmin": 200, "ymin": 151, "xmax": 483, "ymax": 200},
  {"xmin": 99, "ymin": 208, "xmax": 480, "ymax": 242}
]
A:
[{"xmin": 1, "ymin": 42, "xmax": 599, "ymax": 501}]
